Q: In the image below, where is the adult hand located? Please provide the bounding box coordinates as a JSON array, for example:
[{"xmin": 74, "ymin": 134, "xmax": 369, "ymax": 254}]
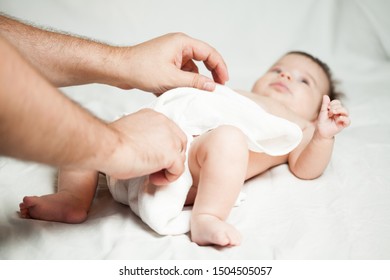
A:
[
  {"xmin": 1, "ymin": 15, "xmax": 228, "ymax": 93},
  {"xmin": 111, "ymin": 33, "xmax": 229, "ymax": 95},
  {"xmin": 104, "ymin": 109, "xmax": 187, "ymax": 184}
]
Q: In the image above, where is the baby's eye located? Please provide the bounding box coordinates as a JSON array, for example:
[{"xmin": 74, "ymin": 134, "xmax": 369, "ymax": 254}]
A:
[
  {"xmin": 271, "ymin": 67, "xmax": 281, "ymax": 74},
  {"xmin": 300, "ymin": 78, "xmax": 310, "ymax": 85}
]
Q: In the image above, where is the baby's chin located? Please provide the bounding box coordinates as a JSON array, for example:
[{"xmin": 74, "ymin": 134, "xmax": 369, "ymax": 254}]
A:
[{"xmin": 250, "ymin": 87, "xmax": 264, "ymax": 95}]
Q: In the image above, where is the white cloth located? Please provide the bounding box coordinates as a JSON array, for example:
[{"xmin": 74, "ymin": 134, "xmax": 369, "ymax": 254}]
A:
[{"xmin": 107, "ymin": 85, "xmax": 302, "ymax": 235}]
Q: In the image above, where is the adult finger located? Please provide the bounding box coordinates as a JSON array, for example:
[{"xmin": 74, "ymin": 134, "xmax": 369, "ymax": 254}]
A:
[
  {"xmin": 149, "ymin": 152, "xmax": 185, "ymax": 185},
  {"xmin": 181, "ymin": 59, "xmax": 199, "ymax": 73},
  {"xmin": 164, "ymin": 120, "xmax": 187, "ymax": 180},
  {"xmin": 169, "ymin": 119, "xmax": 187, "ymax": 154},
  {"xmin": 182, "ymin": 37, "xmax": 229, "ymax": 84},
  {"xmin": 174, "ymin": 70, "xmax": 217, "ymax": 91}
]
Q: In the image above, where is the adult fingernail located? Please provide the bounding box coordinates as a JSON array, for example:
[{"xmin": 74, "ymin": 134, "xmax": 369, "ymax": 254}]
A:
[{"xmin": 203, "ymin": 82, "xmax": 215, "ymax": 91}]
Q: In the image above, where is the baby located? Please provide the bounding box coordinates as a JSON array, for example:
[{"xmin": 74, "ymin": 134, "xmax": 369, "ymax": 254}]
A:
[{"xmin": 19, "ymin": 51, "xmax": 350, "ymax": 247}]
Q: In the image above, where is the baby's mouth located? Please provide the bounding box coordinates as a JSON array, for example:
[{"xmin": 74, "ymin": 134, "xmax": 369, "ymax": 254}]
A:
[{"xmin": 269, "ymin": 82, "xmax": 291, "ymax": 94}]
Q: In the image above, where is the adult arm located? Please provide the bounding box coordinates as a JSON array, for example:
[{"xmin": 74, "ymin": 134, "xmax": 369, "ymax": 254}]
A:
[
  {"xmin": 0, "ymin": 14, "xmax": 229, "ymax": 94},
  {"xmin": 0, "ymin": 36, "xmax": 186, "ymax": 182}
]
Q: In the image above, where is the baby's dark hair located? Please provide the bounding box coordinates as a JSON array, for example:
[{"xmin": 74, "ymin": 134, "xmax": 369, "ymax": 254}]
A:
[{"xmin": 287, "ymin": 51, "xmax": 343, "ymax": 101}]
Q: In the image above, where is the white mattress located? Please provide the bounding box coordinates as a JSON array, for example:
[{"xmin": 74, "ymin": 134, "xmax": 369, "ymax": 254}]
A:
[{"xmin": 0, "ymin": 0, "xmax": 389, "ymax": 260}]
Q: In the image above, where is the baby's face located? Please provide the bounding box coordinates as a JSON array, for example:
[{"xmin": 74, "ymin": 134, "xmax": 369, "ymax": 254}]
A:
[{"xmin": 252, "ymin": 53, "xmax": 330, "ymax": 121}]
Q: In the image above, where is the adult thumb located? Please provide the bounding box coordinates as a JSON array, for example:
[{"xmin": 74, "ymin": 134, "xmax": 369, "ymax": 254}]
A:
[{"xmin": 179, "ymin": 70, "xmax": 217, "ymax": 91}]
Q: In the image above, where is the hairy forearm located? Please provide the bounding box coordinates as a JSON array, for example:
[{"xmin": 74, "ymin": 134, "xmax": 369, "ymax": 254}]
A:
[
  {"xmin": 0, "ymin": 36, "xmax": 121, "ymax": 171},
  {"xmin": 0, "ymin": 14, "xmax": 123, "ymax": 88},
  {"xmin": 289, "ymin": 132, "xmax": 334, "ymax": 180}
]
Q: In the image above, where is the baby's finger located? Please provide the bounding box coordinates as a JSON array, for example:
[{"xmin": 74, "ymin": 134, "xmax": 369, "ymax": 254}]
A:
[
  {"xmin": 336, "ymin": 115, "xmax": 351, "ymax": 128},
  {"xmin": 328, "ymin": 100, "xmax": 342, "ymax": 111},
  {"xmin": 331, "ymin": 106, "xmax": 349, "ymax": 117},
  {"xmin": 329, "ymin": 99, "xmax": 341, "ymax": 106},
  {"xmin": 328, "ymin": 100, "xmax": 341, "ymax": 114},
  {"xmin": 319, "ymin": 95, "xmax": 331, "ymax": 120}
]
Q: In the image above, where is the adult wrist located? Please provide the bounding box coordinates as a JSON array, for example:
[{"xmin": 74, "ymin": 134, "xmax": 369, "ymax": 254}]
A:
[
  {"xmin": 91, "ymin": 125, "xmax": 123, "ymax": 175},
  {"xmin": 98, "ymin": 45, "xmax": 136, "ymax": 90},
  {"xmin": 94, "ymin": 124, "xmax": 137, "ymax": 179}
]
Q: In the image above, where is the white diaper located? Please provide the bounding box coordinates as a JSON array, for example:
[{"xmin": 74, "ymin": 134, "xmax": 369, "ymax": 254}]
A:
[{"xmin": 107, "ymin": 85, "xmax": 302, "ymax": 235}]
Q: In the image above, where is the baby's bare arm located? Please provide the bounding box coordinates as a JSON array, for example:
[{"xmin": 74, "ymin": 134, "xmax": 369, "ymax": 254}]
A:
[
  {"xmin": 288, "ymin": 96, "xmax": 350, "ymax": 179},
  {"xmin": 288, "ymin": 128, "xmax": 334, "ymax": 179}
]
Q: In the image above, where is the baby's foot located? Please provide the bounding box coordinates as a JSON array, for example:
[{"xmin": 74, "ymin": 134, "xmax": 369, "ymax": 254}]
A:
[
  {"xmin": 19, "ymin": 192, "xmax": 88, "ymax": 223},
  {"xmin": 190, "ymin": 214, "xmax": 242, "ymax": 246}
]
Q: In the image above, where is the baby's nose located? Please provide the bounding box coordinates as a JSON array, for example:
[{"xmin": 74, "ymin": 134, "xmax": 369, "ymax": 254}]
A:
[{"xmin": 280, "ymin": 72, "xmax": 292, "ymax": 80}]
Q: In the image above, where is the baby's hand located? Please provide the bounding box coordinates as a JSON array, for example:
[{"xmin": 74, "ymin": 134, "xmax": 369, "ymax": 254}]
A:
[{"xmin": 316, "ymin": 95, "xmax": 351, "ymax": 139}]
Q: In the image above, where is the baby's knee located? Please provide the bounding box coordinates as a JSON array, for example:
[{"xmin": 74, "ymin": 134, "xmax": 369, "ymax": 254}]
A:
[
  {"xmin": 189, "ymin": 125, "xmax": 249, "ymax": 179},
  {"xmin": 191, "ymin": 125, "xmax": 248, "ymax": 158},
  {"xmin": 211, "ymin": 125, "xmax": 247, "ymax": 146},
  {"xmin": 203, "ymin": 125, "xmax": 248, "ymax": 158}
]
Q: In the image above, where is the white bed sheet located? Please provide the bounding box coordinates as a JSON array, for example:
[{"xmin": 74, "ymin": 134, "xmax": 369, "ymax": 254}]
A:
[{"xmin": 0, "ymin": 0, "xmax": 389, "ymax": 260}]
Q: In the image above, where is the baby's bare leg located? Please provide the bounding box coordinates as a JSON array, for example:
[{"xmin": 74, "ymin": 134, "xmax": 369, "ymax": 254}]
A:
[
  {"xmin": 189, "ymin": 125, "xmax": 248, "ymax": 246},
  {"xmin": 19, "ymin": 168, "xmax": 98, "ymax": 223}
]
